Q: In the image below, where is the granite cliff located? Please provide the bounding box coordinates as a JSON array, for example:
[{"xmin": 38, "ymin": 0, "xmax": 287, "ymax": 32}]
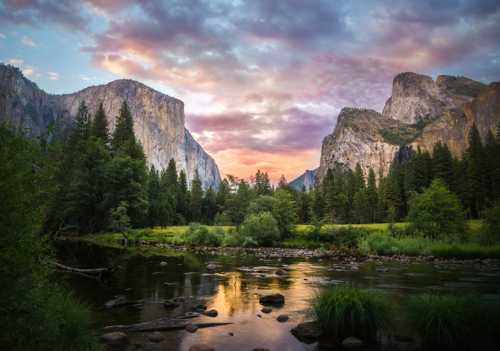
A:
[
  {"xmin": 318, "ymin": 72, "xmax": 500, "ymax": 182},
  {"xmin": 289, "ymin": 168, "xmax": 318, "ymax": 191},
  {"xmin": 0, "ymin": 64, "xmax": 221, "ymax": 189}
]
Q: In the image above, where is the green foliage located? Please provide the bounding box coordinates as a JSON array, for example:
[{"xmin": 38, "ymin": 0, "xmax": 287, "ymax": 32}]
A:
[
  {"xmin": 407, "ymin": 294, "xmax": 500, "ymax": 351},
  {"xmin": 0, "ymin": 125, "xmax": 99, "ymax": 351},
  {"xmin": 189, "ymin": 172, "xmax": 203, "ymax": 222},
  {"xmin": 239, "ymin": 212, "xmax": 280, "ymax": 246},
  {"xmin": 254, "ymin": 169, "xmax": 272, "ymax": 196},
  {"xmin": 408, "ymin": 179, "xmax": 465, "ymax": 240},
  {"xmin": 110, "ymin": 201, "xmax": 131, "ymax": 233},
  {"xmin": 272, "ymin": 189, "xmax": 297, "ymax": 237},
  {"xmin": 91, "ymin": 102, "xmax": 109, "ymax": 142},
  {"xmin": 479, "ymin": 202, "xmax": 500, "ymax": 245},
  {"xmin": 313, "ymin": 286, "xmax": 391, "ymax": 344},
  {"xmin": 184, "ymin": 223, "xmax": 222, "ymax": 246}
]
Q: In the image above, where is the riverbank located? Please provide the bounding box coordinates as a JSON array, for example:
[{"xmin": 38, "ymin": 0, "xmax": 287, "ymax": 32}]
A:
[{"xmin": 71, "ymin": 220, "xmax": 500, "ymax": 260}]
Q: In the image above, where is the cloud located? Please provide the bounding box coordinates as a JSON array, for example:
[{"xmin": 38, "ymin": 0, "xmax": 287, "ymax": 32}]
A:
[
  {"xmin": 7, "ymin": 58, "xmax": 24, "ymax": 66},
  {"xmin": 21, "ymin": 36, "xmax": 37, "ymax": 47},
  {"xmin": 0, "ymin": 33, "xmax": 5, "ymax": 39},
  {"xmin": 47, "ymin": 71, "xmax": 59, "ymax": 80},
  {"xmin": 3, "ymin": 0, "xmax": 500, "ymax": 181}
]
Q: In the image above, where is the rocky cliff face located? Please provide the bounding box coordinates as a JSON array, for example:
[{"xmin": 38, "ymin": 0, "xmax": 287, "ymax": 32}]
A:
[
  {"xmin": 318, "ymin": 72, "xmax": 499, "ymax": 182},
  {"xmin": 289, "ymin": 168, "xmax": 318, "ymax": 191},
  {"xmin": 0, "ymin": 64, "xmax": 221, "ymax": 189}
]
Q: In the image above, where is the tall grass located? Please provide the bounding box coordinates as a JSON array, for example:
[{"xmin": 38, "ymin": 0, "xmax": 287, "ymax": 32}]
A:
[
  {"xmin": 313, "ymin": 286, "xmax": 391, "ymax": 344},
  {"xmin": 407, "ymin": 294, "xmax": 500, "ymax": 351}
]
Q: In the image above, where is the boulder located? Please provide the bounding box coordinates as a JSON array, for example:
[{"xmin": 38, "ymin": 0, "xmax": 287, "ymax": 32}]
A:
[
  {"xmin": 259, "ymin": 293, "xmax": 285, "ymax": 306},
  {"xmin": 100, "ymin": 331, "xmax": 129, "ymax": 346},
  {"xmin": 290, "ymin": 321, "xmax": 322, "ymax": 344},
  {"xmin": 189, "ymin": 344, "xmax": 214, "ymax": 351},
  {"xmin": 261, "ymin": 307, "xmax": 272, "ymax": 314},
  {"xmin": 276, "ymin": 314, "xmax": 289, "ymax": 322},
  {"xmin": 148, "ymin": 332, "xmax": 164, "ymax": 343},
  {"xmin": 185, "ymin": 324, "xmax": 198, "ymax": 333},
  {"xmin": 159, "ymin": 261, "xmax": 168, "ymax": 267},
  {"xmin": 203, "ymin": 309, "xmax": 218, "ymax": 317},
  {"xmin": 163, "ymin": 300, "xmax": 180, "ymax": 309},
  {"xmin": 341, "ymin": 337, "xmax": 363, "ymax": 348}
]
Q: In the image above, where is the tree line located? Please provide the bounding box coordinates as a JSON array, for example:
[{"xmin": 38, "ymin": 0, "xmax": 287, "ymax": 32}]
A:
[{"xmin": 17, "ymin": 99, "xmax": 500, "ymax": 235}]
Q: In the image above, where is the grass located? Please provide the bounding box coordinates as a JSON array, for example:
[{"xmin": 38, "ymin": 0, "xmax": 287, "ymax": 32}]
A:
[
  {"xmin": 407, "ymin": 294, "xmax": 500, "ymax": 350},
  {"xmin": 313, "ymin": 286, "xmax": 391, "ymax": 344},
  {"xmin": 359, "ymin": 231, "xmax": 500, "ymax": 259}
]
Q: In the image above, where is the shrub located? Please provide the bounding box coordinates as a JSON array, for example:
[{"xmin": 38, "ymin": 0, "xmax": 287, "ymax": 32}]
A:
[
  {"xmin": 313, "ymin": 286, "xmax": 391, "ymax": 344},
  {"xmin": 407, "ymin": 294, "xmax": 500, "ymax": 350},
  {"xmin": 479, "ymin": 202, "xmax": 500, "ymax": 245},
  {"xmin": 239, "ymin": 212, "xmax": 280, "ymax": 246},
  {"xmin": 408, "ymin": 179, "xmax": 466, "ymax": 240},
  {"xmin": 184, "ymin": 223, "xmax": 222, "ymax": 246},
  {"xmin": 272, "ymin": 189, "xmax": 297, "ymax": 238}
]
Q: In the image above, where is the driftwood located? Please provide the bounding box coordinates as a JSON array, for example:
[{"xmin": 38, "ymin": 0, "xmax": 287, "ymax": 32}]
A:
[
  {"xmin": 103, "ymin": 317, "xmax": 232, "ymax": 333},
  {"xmin": 52, "ymin": 262, "xmax": 110, "ymax": 280}
]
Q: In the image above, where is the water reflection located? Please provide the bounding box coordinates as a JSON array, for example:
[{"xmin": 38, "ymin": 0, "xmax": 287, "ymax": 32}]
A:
[{"xmin": 55, "ymin": 242, "xmax": 500, "ymax": 351}]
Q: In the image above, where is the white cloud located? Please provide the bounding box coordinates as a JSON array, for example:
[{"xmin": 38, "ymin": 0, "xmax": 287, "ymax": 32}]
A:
[
  {"xmin": 21, "ymin": 36, "xmax": 37, "ymax": 47},
  {"xmin": 7, "ymin": 58, "xmax": 24, "ymax": 66},
  {"xmin": 0, "ymin": 33, "xmax": 6, "ymax": 39},
  {"xmin": 22, "ymin": 66, "xmax": 35, "ymax": 77},
  {"xmin": 79, "ymin": 74, "xmax": 97, "ymax": 81},
  {"xmin": 47, "ymin": 71, "xmax": 60, "ymax": 80}
]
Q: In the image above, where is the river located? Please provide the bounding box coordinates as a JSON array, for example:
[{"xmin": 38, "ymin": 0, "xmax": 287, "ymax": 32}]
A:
[{"xmin": 55, "ymin": 241, "xmax": 500, "ymax": 351}]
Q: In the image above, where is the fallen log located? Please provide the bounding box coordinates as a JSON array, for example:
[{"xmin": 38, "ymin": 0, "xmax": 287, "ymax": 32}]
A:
[
  {"xmin": 103, "ymin": 317, "xmax": 232, "ymax": 333},
  {"xmin": 52, "ymin": 262, "xmax": 109, "ymax": 274}
]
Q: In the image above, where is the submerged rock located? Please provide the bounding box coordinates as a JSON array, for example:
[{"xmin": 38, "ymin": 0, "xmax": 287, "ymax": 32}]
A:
[
  {"xmin": 203, "ymin": 309, "xmax": 218, "ymax": 317},
  {"xmin": 148, "ymin": 332, "xmax": 164, "ymax": 343},
  {"xmin": 185, "ymin": 324, "xmax": 198, "ymax": 333},
  {"xmin": 342, "ymin": 336, "xmax": 363, "ymax": 348},
  {"xmin": 261, "ymin": 307, "xmax": 272, "ymax": 314},
  {"xmin": 290, "ymin": 321, "xmax": 322, "ymax": 344},
  {"xmin": 259, "ymin": 293, "xmax": 285, "ymax": 306},
  {"xmin": 189, "ymin": 344, "xmax": 214, "ymax": 351},
  {"xmin": 100, "ymin": 331, "xmax": 129, "ymax": 346},
  {"xmin": 277, "ymin": 314, "xmax": 289, "ymax": 322}
]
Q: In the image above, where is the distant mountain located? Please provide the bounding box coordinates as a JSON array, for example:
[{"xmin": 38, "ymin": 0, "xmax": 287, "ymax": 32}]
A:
[
  {"xmin": 0, "ymin": 63, "xmax": 221, "ymax": 189},
  {"xmin": 289, "ymin": 168, "xmax": 318, "ymax": 191},
  {"xmin": 317, "ymin": 72, "xmax": 500, "ymax": 182}
]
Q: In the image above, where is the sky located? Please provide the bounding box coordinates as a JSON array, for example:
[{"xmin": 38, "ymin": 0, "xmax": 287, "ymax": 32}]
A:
[{"xmin": 1, "ymin": 0, "xmax": 500, "ymax": 182}]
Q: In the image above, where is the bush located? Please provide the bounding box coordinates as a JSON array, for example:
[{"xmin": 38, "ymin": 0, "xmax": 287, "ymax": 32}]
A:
[
  {"xmin": 407, "ymin": 294, "xmax": 500, "ymax": 350},
  {"xmin": 408, "ymin": 179, "xmax": 466, "ymax": 240},
  {"xmin": 184, "ymin": 223, "xmax": 222, "ymax": 246},
  {"xmin": 272, "ymin": 189, "xmax": 297, "ymax": 238},
  {"xmin": 304, "ymin": 226, "xmax": 369, "ymax": 248},
  {"xmin": 313, "ymin": 286, "xmax": 391, "ymax": 344},
  {"xmin": 479, "ymin": 202, "xmax": 500, "ymax": 245},
  {"xmin": 239, "ymin": 212, "xmax": 280, "ymax": 246}
]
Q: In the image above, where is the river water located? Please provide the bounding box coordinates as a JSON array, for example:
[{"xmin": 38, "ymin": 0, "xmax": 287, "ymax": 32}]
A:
[{"xmin": 55, "ymin": 241, "xmax": 500, "ymax": 351}]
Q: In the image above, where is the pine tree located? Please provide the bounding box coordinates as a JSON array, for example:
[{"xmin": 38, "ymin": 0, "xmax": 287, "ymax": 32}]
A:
[
  {"xmin": 112, "ymin": 101, "xmax": 135, "ymax": 151},
  {"xmin": 190, "ymin": 172, "xmax": 203, "ymax": 222},
  {"xmin": 147, "ymin": 165, "xmax": 162, "ymax": 226},
  {"xmin": 277, "ymin": 175, "xmax": 288, "ymax": 190},
  {"xmin": 465, "ymin": 123, "xmax": 486, "ymax": 217},
  {"xmin": 254, "ymin": 170, "xmax": 272, "ymax": 195},
  {"xmin": 176, "ymin": 170, "xmax": 189, "ymax": 224},
  {"xmin": 311, "ymin": 182, "xmax": 325, "ymax": 221},
  {"xmin": 296, "ymin": 186, "xmax": 311, "ymax": 223},
  {"xmin": 226, "ymin": 180, "xmax": 252, "ymax": 225},
  {"xmin": 92, "ymin": 102, "xmax": 109, "ymax": 143},
  {"xmin": 432, "ymin": 142, "xmax": 454, "ymax": 188},
  {"xmin": 353, "ymin": 189, "xmax": 370, "ymax": 223},
  {"xmin": 215, "ymin": 178, "xmax": 230, "ymax": 214},
  {"xmin": 202, "ymin": 187, "xmax": 217, "ymax": 224},
  {"xmin": 366, "ymin": 168, "xmax": 378, "ymax": 222}
]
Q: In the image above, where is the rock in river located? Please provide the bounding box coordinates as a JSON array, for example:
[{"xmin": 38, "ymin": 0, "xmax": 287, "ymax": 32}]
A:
[
  {"xmin": 261, "ymin": 307, "xmax": 272, "ymax": 314},
  {"xmin": 100, "ymin": 331, "xmax": 129, "ymax": 346},
  {"xmin": 290, "ymin": 321, "xmax": 322, "ymax": 344},
  {"xmin": 342, "ymin": 336, "xmax": 363, "ymax": 348},
  {"xmin": 185, "ymin": 324, "xmax": 198, "ymax": 333},
  {"xmin": 277, "ymin": 314, "xmax": 289, "ymax": 322},
  {"xmin": 189, "ymin": 344, "xmax": 214, "ymax": 351},
  {"xmin": 203, "ymin": 309, "xmax": 218, "ymax": 317},
  {"xmin": 259, "ymin": 293, "xmax": 285, "ymax": 306},
  {"xmin": 148, "ymin": 332, "xmax": 165, "ymax": 343}
]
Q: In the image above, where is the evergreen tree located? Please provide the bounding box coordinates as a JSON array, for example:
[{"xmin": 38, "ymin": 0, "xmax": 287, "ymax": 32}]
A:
[
  {"xmin": 158, "ymin": 168, "xmax": 176, "ymax": 225},
  {"xmin": 215, "ymin": 178, "xmax": 230, "ymax": 214},
  {"xmin": 147, "ymin": 165, "xmax": 162, "ymax": 226},
  {"xmin": 226, "ymin": 179, "xmax": 252, "ymax": 225},
  {"xmin": 465, "ymin": 123, "xmax": 486, "ymax": 217},
  {"xmin": 254, "ymin": 169, "xmax": 272, "ymax": 196},
  {"xmin": 202, "ymin": 187, "xmax": 217, "ymax": 224},
  {"xmin": 92, "ymin": 102, "xmax": 109, "ymax": 143},
  {"xmin": 190, "ymin": 172, "xmax": 203, "ymax": 222},
  {"xmin": 432, "ymin": 142, "xmax": 454, "ymax": 188},
  {"xmin": 277, "ymin": 175, "xmax": 288, "ymax": 190},
  {"xmin": 311, "ymin": 182, "xmax": 325, "ymax": 221},
  {"xmin": 484, "ymin": 130, "xmax": 499, "ymax": 204},
  {"xmin": 366, "ymin": 168, "xmax": 378, "ymax": 222},
  {"xmin": 176, "ymin": 170, "xmax": 189, "ymax": 223},
  {"xmin": 296, "ymin": 185, "xmax": 311, "ymax": 223},
  {"xmin": 352, "ymin": 189, "xmax": 370, "ymax": 223}
]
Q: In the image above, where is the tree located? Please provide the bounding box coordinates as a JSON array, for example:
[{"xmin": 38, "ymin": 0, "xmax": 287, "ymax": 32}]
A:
[
  {"xmin": 190, "ymin": 171, "xmax": 203, "ymax": 222},
  {"xmin": 465, "ymin": 123, "xmax": 486, "ymax": 217},
  {"xmin": 311, "ymin": 182, "xmax": 326, "ymax": 221},
  {"xmin": 366, "ymin": 168, "xmax": 378, "ymax": 222},
  {"xmin": 226, "ymin": 180, "xmax": 253, "ymax": 225},
  {"xmin": 215, "ymin": 178, "xmax": 230, "ymax": 214},
  {"xmin": 112, "ymin": 101, "xmax": 135, "ymax": 152},
  {"xmin": 147, "ymin": 165, "xmax": 162, "ymax": 226},
  {"xmin": 296, "ymin": 186, "xmax": 312, "ymax": 223},
  {"xmin": 240, "ymin": 212, "xmax": 280, "ymax": 246},
  {"xmin": 254, "ymin": 169, "xmax": 272, "ymax": 196},
  {"xmin": 110, "ymin": 201, "xmax": 131, "ymax": 233},
  {"xmin": 432, "ymin": 142, "xmax": 454, "ymax": 188},
  {"xmin": 248, "ymin": 195, "xmax": 277, "ymax": 215},
  {"xmin": 408, "ymin": 179, "xmax": 465, "ymax": 240},
  {"xmin": 352, "ymin": 189, "xmax": 370, "ymax": 223},
  {"xmin": 91, "ymin": 102, "xmax": 109, "ymax": 143},
  {"xmin": 202, "ymin": 187, "xmax": 217, "ymax": 224},
  {"xmin": 272, "ymin": 188, "xmax": 297, "ymax": 238},
  {"xmin": 176, "ymin": 170, "xmax": 189, "ymax": 223}
]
